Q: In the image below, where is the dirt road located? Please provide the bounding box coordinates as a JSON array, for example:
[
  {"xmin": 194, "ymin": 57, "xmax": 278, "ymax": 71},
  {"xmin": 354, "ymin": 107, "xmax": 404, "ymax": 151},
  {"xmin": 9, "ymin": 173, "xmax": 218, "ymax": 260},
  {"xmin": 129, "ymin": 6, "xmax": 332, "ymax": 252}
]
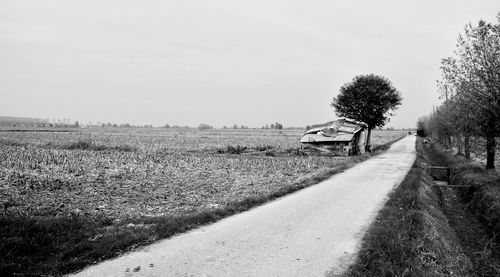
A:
[{"xmin": 72, "ymin": 136, "xmax": 416, "ymax": 277}]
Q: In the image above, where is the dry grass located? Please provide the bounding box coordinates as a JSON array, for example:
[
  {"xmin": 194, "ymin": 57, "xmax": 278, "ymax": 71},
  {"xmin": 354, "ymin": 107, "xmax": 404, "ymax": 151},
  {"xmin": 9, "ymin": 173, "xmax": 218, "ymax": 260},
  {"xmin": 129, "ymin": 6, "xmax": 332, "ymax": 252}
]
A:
[
  {"xmin": 0, "ymin": 128, "xmax": 405, "ymax": 276},
  {"xmin": 0, "ymin": 128, "xmax": 405, "ymax": 220}
]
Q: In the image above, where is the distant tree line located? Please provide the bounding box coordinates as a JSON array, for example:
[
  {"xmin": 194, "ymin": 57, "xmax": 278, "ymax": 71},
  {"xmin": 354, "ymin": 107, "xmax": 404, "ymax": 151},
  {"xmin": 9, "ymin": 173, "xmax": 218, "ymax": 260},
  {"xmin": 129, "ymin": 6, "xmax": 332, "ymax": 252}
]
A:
[
  {"xmin": 1, "ymin": 117, "xmax": 301, "ymax": 130},
  {"xmin": 193, "ymin": 122, "xmax": 289, "ymax": 130},
  {"xmin": 197, "ymin": 123, "xmax": 213, "ymax": 130},
  {"xmin": 418, "ymin": 15, "xmax": 500, "ymax": 169},
  {"xmin": 261, "ymin": 122, "xmax": 283, "ymax": 130},
  {"xmin": 0, "ymin": 116, "xmax": 166, "ymax": 129},
  {"xmin": 98, "ymin": 122, "xmax": 154, "ymax": 128},
  {"xmin": 0, "ymin": 117, "xmax": 80, "ymax": 128}
]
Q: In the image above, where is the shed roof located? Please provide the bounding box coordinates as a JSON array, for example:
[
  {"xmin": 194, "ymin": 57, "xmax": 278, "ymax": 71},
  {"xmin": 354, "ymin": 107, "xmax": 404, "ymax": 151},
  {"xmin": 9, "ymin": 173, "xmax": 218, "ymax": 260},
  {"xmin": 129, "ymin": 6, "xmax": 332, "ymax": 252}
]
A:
[
  {"xmin": 300, "ymin": 133, "xmax": 354, "ymax": 143},
  {"xmin": 301, "ymin": 118, "xmax": 367, "ymax": 144}
]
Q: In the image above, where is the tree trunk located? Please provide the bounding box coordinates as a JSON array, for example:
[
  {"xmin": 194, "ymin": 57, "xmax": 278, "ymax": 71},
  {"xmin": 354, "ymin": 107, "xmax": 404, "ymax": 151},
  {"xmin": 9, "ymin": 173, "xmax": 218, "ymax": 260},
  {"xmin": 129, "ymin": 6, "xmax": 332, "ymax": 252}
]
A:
[
  {"xmin": 365, "ymin": 128, "xmax": 372, "ymax": 152},
  {"xmin": 486, "ymin": 135, "xmax": 496, "ymax": 169},
  {"xmin": 456, "ymin": 135, "xmax": 463, "ymax": 155},
  {"xmin": 464, "ymin": 134, "xmax": 470, "ymax": 159},
  {"xmin": 486, "ymin": 118, "xmax": 496, "ymax": 169},
  {"xmin": 441, "ymin": 134, "xmax": 448, "ymax": 148}
]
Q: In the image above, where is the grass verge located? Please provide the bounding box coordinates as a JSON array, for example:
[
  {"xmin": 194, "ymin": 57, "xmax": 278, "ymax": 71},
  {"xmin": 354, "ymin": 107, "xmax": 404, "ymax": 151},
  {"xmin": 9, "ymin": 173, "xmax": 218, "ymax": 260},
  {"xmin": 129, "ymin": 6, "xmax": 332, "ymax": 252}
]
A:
[
  {"xmin": 451, "ymin": 164, "xmax": 500, "ymax": 240},
  {"xmin": 425, "ymin": 140, "xmax": 500, "ymax": 274},
  {"xmin": 343, "ymin": 138, "xmax": 472, "ymax": 276},
  {"xmin": 418, "ymin": 140, "xmax": 500, "ymax": 243}
]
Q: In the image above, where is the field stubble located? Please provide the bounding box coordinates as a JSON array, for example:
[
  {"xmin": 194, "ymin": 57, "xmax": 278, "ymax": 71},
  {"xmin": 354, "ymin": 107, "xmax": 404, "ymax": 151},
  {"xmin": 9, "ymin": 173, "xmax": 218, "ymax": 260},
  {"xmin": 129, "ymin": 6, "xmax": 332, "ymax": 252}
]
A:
[
  {"xmin": 0, "ymin": 128, "xmax": 406, "ymax": 275},
  {"xmin": 1, "ymin": 128, "xmax": 405, "ymax": 219}
]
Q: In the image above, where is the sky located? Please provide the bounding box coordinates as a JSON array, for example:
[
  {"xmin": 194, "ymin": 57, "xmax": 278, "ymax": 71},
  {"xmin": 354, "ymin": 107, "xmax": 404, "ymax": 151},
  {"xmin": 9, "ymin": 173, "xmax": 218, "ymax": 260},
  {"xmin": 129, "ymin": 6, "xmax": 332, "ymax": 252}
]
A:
[{"xmin": 1, "ymin": 1, "xmax": 500, "ymax": 128}]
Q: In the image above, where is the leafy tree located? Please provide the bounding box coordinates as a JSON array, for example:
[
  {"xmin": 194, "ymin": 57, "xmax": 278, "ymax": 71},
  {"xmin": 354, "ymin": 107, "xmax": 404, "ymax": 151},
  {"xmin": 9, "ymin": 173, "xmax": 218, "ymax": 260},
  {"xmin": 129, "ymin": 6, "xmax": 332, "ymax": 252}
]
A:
[
  {"xmin": 331, "ymin": 74, "xmax": 402, "ymax": 151},
  {"xmin": 431, "ymin": 102, "xmax": 456, "ymax": 150},
  {"xmin": 198, "ymin": 123, "xmax": 213, "ymax": 130},
  {"xmin": 416, "ymin": 117, "xmax": 427, "ymax": 137},
  {"xmin": 440, "ymin": 96, "xmax": 477, "ymax": 158},
  {"xmin": 440, "ymin": 18, "xmax": 500, "ymax": 168}
]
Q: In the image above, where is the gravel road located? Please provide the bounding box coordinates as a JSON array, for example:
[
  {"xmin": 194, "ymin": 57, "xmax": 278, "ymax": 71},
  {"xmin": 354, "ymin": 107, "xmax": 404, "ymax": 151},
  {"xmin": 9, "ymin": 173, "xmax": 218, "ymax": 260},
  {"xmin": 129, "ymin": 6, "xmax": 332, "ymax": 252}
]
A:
[{"xmin": 72, "ymin": 135, "xmax": 416, "ymax": 277}]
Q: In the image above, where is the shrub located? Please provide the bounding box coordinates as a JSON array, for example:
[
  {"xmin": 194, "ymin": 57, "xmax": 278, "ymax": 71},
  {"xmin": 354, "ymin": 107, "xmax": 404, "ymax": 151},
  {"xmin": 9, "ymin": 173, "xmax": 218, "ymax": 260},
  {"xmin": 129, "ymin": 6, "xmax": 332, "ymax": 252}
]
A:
[
  {"xmin": 264, "ymin": 151, "xmax": 275, "ymax": 157},
  {"xmin": 217, "ymin": 145, "xmax": 247, "ymax": 154},
  {"xmin": 226, "ymin": 145, "xmax": 247, "ymax": 154},
  {"xmin": 61, "ymin": 140, "xmax": 135, "ymax": 152},
  {"xmin": 65, "ymin": 139, "xmax": 93, "ymax": 150},
  {"xmin": 197, "ymin": 123, "xmax": 213, "ymax": 130},
  {"xmin": 254, "ymin": 145, "xmax": 274, "ymax": 151}
]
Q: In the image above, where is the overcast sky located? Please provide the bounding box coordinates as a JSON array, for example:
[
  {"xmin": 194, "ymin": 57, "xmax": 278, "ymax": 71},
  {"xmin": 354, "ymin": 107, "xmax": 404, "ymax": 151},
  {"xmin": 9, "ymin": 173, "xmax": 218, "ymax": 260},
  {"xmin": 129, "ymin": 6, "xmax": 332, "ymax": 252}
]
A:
[{"xmin": 1, "ymin": 1, "xmax": 499, "ymax": 128}]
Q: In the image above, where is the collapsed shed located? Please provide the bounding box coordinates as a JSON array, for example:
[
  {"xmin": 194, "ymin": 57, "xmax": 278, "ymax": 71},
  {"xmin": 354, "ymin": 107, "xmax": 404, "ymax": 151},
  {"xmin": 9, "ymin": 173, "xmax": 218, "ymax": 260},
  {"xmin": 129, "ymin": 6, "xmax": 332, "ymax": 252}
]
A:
[{"xmin": 301, "ymin": 118, "xmax": 369, "ymax": 156}]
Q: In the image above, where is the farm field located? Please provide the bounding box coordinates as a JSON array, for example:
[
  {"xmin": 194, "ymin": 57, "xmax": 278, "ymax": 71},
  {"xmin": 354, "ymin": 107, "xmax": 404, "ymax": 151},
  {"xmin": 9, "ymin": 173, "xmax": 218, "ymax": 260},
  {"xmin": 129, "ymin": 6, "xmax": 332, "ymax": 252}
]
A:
[
  {"xmin": 0, "ymin": 127, "xmax": 406, "ymax": 275},
  {"xmin": 0, "ymin": 128, "xmax": 406, "ymax": 219}
]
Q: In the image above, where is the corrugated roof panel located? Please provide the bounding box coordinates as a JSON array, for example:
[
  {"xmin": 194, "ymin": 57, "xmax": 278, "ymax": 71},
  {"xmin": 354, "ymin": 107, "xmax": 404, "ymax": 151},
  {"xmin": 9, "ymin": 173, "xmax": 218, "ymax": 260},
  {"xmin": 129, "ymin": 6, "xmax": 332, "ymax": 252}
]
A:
[
  {"xmin": 337, "ymin": 125, "xmax": 359, "ymax": 133},
  {"xmin": 304, "ymin": 126, "xmax": 325, "ymax": 135},
  {"xmin": 300, "ymin": 133, "xmax": 354, "ymax": 143}
]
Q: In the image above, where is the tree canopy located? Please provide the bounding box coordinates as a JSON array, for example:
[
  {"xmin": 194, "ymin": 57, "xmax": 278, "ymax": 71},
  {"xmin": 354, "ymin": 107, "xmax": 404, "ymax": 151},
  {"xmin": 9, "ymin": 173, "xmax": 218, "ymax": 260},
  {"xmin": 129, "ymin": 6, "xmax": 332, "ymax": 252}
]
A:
[
  {"xmin": 331, "ymin": 74, "xmax": 402, "ymax": 129},
  {"xmin": 426, "ymin": 17, "xmax": 500, "ymax": 169},
  {"xmin": 331, "ymin": 74, "xmax": 402, "ymax": 151}
]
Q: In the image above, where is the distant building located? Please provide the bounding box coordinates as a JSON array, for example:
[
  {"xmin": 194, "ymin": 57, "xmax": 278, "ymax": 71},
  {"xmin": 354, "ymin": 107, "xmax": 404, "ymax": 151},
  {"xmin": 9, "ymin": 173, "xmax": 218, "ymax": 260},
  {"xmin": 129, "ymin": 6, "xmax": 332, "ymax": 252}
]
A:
[{"xmin": 300, "ymin": 118, "xmax": 368, "ymax": 156}]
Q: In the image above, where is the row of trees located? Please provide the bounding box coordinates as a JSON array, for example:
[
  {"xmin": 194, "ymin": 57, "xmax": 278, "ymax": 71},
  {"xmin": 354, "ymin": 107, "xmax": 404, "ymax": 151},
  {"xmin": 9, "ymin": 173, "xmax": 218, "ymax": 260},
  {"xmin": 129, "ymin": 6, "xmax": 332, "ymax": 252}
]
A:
[
  {"xmin": 220, "ymin": 123, "xmax": 284, "ymax": 129},
  {"xmin": 98, "ymin": 122, "xmax": 154, "ymax": 128},
  {"xmin": 1, "ymin": 117, "xmax": 289, "ymax": 130},
  {"xmin": 262, "ymin": 122, "xmax": 284, "ymax": 129},
  {"xmin": 0, "ymin": 117, "xmax": 80, "ymax": 128},
  {"xmin": 223, "ymin": 124, "xmax": 250, "ymax": 129},
  {"xmin": 165, "ymin": 123, "xmax": 289, "ymax": 130},
  {"xmin": 198, "ymin": 124, "xmax": 277, "ymax": 130},
  {"xmin": 418, "ymin": 15, "xmax": 500, "ymax": 169},
  {"xmin": 0, "ymin": 116, "xmax": 158, "ymax": 129}
]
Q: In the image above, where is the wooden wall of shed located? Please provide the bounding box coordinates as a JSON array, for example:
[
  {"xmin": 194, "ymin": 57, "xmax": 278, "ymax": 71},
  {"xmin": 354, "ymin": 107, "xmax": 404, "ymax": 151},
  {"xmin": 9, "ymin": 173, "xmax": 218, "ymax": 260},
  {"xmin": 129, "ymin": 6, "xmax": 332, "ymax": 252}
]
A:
[
  {"xmin": 347, "ymin": 129, "xmax": 367, "ymax": 156},
  {"xmin": 357, "ymin": 129, "xmax": 367, "ymax": 154}
]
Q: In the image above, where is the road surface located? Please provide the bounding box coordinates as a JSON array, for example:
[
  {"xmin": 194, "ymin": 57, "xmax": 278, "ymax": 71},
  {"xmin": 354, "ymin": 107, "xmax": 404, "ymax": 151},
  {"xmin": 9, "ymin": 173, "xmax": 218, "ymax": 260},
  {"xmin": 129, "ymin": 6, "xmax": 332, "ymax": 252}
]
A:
[{"xmin": 72, "ymin": 135, "xmax": 416, "ymax": 277}]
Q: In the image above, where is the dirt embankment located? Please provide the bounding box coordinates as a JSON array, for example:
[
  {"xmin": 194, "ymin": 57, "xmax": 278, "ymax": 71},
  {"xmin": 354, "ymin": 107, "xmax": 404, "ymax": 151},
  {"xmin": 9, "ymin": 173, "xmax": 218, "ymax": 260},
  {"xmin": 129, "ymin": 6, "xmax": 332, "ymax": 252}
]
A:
[
  {"xmin": 345, "ymin": 138, "xmax": 500, "ymax": 276},
  {"xmin": 443, "ymin": 154, "xmax": 500, "ymax": 275},
  {"xmin": 421, "ymin": 141, "xmax": 500, "ymax": 275},
  {"xmin": 344, "ymin": 138, "xmax": 473, "ymax": 276},
  {"xmin": 451, "ymin": 164, "xmax": 500, "ymax": 242}
]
